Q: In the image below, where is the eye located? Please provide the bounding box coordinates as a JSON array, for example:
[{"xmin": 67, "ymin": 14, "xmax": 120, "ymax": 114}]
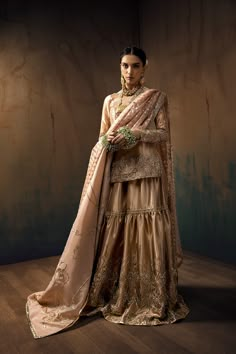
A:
[
  {"xmin": 133, "ymin": 63, "xmax": 140, "ymax": 68},
  {"xmin": 121, "ymin": 63, "xmax": 128, "ymax": 69}
]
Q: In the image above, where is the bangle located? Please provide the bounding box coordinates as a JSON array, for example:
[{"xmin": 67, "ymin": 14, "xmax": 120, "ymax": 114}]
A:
[
  {"xmin": 100, "ymin": 134, "xmax": 109, "ymax": 148},
  {"xmin": 117, "ymin": 126, "xmax": 137, "ymax": 147}
]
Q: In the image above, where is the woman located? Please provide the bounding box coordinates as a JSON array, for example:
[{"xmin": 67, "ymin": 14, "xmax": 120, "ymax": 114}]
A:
[{"xmin": 26, "ymin": 46, "xmax": 190, "ymax": 339}]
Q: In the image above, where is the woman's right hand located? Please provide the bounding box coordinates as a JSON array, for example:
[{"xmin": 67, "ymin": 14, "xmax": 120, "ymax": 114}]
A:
[{"xmin": 106, "ymin": 131, "xmax": 116, "ymax": 142}]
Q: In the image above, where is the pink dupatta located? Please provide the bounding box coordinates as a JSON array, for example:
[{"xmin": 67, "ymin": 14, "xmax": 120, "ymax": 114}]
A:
[{"xmin": 26, "ymin": 88, "xmax": 183, "ymax": 338}]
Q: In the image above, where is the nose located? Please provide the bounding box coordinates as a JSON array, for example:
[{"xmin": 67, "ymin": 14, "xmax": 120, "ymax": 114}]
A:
[{"xmin": 127, "ymin": 66, "xmax": 133, "ymax": 74}]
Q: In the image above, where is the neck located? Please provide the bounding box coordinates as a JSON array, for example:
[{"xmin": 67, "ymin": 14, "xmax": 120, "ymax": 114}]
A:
[
  {"xmin": 125, "ymin": 83, "xmax": 135, "ymax": 90},
  {"xmin": 125, "ymin": 82, "xmax": 141, "ymax": 90}
]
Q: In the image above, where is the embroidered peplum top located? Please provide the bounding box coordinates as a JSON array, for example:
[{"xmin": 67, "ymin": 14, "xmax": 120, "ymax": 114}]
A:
[{"xmin": 99, "ymin": 87, "xmax": 169, "ymax": 183}]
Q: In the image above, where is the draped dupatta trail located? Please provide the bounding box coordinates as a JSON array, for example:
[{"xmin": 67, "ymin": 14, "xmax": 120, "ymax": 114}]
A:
[{"xmin": 26, "ymin": 88, "xmax": 183, "ymax": 338}]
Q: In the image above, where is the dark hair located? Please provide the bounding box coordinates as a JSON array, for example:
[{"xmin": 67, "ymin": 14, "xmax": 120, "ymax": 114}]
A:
[{"xmin": 120, "ymin": 46, "xmax": 147, "ymax": 66}]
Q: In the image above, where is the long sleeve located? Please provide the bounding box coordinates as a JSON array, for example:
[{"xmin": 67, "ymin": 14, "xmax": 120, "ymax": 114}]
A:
[
  {"xmin": 135, "ymin": 107, "xmax": 169, "ymax": 143},
  {"xmin": 99, "ymin": 95, "xmax": 111, "ymax": 138}
]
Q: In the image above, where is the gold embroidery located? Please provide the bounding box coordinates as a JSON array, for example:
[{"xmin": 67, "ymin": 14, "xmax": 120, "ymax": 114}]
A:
[
  {"xmin": 26, "ymin": 301, "xmax": 41, "ymax": 339},
  {"xmin": 88, "ymin": 256, "xmax": 167, "ymax": 306},
  {"xmin": 111, "ymin": 155, "xmax": 162, "ymax": 183},
  {"xmin": 86, "ymin": 253, "xmax": 189, "ymax": 326},
  {"xmin": 41, "ymin": 305, "xmax": 78, "ymax": 326},
  {"xmin": 105, "ymin": 207, "xmax": 168, "ymax": 217},
  {"xmin": 52, "ymin": 261, "xmax": 70, "ymax": 287},
  {"xmin": 139, "ymin": 128, "xmax": 168, "ymax": 143}
]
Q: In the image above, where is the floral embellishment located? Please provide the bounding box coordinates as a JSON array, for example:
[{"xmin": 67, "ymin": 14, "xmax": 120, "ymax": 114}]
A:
[
  {"xmin": 53, "ymin": 262, "xmax": 69, "ymax": 287},
  {"xmin": 100, "ymin": 134, "xmax": 120, "ymax": 152},
  {"xmin": 117, "ymin": 126, "xmax": 137, "ymax": 148}
]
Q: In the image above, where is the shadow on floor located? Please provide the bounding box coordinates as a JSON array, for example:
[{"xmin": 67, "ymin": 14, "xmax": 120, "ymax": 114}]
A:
[{"xmin": 179, "ymin": 285, "xmax": 236, "ymax": 322}]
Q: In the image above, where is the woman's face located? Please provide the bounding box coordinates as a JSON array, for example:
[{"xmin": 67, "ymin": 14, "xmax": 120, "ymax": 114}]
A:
[{"xmin": 120, "ymin": 54, "xmax": 144, "ymax": 88}]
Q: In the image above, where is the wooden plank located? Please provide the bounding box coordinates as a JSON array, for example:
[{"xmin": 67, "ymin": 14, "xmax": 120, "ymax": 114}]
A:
[{"xmin": 0, "ymin": 252, "xmax": 236, "ymax": 354}]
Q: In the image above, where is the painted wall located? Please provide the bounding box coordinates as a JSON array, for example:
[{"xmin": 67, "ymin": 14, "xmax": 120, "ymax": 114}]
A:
[
  {"xmin": 140, "ymin": 0, "xmax": 236, "ymax": 264},
  {"xmin": 0, "ymin": 1, "xmax": 139, "ymax": 264},
  {"xmin": 1, "ymin": 0, "xmax": 235, "ymax": 266}
]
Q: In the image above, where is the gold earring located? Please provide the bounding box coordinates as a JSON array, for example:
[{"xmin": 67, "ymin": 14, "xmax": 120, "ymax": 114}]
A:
[
  {"xmin": 121, "ymin": 75, "xmax": 126, "ymax": 88},
  {"xmin": 140, "ymin": 74, "xmax": 145, "ymax": 86}
]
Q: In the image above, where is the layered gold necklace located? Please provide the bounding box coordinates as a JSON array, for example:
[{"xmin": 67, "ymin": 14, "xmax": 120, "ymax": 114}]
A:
[{"xmin": 115, "ymin": 84, "xmax": 144, "ymax": 117}]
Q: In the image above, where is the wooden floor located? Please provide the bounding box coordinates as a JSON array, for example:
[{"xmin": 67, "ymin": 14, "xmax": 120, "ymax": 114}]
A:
[{"xmin": 0, "ymin": 251, "xmax": 235, "ymax": 354}]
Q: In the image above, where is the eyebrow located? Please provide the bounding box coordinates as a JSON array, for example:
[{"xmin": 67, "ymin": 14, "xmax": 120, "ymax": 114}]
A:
[{"xmin": 121, "ymin": 62, "xmax": 141, "ymax": 65}]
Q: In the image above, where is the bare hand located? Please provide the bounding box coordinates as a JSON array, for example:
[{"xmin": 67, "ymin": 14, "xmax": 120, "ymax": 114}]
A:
[{"xmin": 106, "ymin": 131, "xmax": 116, "ymax": 142}]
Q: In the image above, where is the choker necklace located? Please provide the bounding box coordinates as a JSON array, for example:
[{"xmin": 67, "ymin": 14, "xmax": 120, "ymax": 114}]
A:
[{"xmin": 122, "ymin": 84, "xmax": 142, "ymax": 96}]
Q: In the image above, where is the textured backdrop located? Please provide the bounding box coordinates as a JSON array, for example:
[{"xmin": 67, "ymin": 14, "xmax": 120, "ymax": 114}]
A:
[
  {"xmin": 141, "ymin": 0, "xmax": 236, "ymax": 264},
  {"xmin": 0, "ymin": 1, "xmax": 139, "ymax": 263},
  {"xmin": 1, "ymin": 0, "xmax": 235, "ymax": 265}
]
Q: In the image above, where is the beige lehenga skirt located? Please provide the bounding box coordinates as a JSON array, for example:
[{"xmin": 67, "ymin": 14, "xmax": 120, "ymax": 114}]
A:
[{"xmin": 82, "ymin": 177, "xmax": 190, "ymax": 325}]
